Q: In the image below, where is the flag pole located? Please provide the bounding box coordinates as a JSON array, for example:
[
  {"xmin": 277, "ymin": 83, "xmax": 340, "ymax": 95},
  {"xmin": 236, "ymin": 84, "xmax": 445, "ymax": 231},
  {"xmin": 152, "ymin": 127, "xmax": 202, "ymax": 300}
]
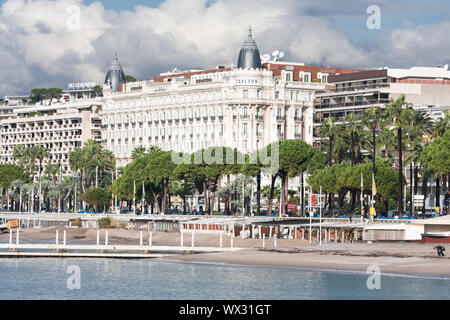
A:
[{"xmin": 361, "ymin": 173, "xmax": 364, "ymax": 221}]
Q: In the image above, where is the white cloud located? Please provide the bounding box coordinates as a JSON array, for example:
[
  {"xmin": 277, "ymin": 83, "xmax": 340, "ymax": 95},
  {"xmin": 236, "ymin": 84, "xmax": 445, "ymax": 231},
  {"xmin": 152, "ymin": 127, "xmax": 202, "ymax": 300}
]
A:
[
  {"xmin": 0, "ymin": 0, "xmax": 448, "ymax": 96},
  {"xmin": 384, "ymin": 21, "xmax": 450, "ymax": 66}
]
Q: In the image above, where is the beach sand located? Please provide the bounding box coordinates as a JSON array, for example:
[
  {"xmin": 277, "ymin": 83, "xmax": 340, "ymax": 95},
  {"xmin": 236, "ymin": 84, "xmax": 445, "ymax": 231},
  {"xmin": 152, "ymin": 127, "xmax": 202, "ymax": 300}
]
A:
[{"xmin": 1, "ymin": 226, "xmax": 449, "ymax": 276}]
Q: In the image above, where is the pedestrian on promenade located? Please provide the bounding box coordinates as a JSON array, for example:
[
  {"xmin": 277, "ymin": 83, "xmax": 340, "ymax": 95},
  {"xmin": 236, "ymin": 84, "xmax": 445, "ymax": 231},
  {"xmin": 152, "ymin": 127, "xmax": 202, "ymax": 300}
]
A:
[{"xmin": 434, "ymin": 245, "xmax": 446, "ymax": 256}]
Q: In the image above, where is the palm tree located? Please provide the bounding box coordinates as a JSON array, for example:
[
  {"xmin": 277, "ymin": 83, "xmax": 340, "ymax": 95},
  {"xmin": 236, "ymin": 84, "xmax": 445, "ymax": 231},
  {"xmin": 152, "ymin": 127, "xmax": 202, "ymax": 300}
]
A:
[
  {"xmin": 342, "ymin": 129, "xmax": 370, "ymax": 164},
  {"xmin": 11, "ymin": 179, "xmax": 25, "ymax": 212},
  {"xmin": 345, "ymin": 113, "xmax": 363, "ymax": 166},
  {"xmin": 132, "ymin": 146, "xmax": 147, "ymax": 159},
  {"xmin": 45, "ymin": 161, "xmax": 61, "ymax": 183},
  {"xmin": 432, "ymin": 111, "xmax": 450, "ymax": 138},
  {"xmin": 13, "ymin": 145, "xmax": 37, "ymax": 179},
  {"xmin": 377, "ymin": 127, "xmax": 397, "ymax": 159},
  {"xmin": 319, "ymin": 117, "xmax": 337, "ymax": 214},
  {"xmin": 363, "ymin": 106, "xmax": 385, "ymax": 174},
  {"xmin": 332, "ymin": 124, "xmax": 349, "ymax": 163},
  {"xmin": 403, "ymin": 108, "xmax": 433, "ymax": 215},
  {"xmin": 69, "ymin": 148, "xmax": 86, "ymax": 192},
  {"xmin": 319, "ymin": 117, "xmax": 336, "ymax": 167},
  {"xmin": 386, "ymin": 94, "xmax": 412, "ymax": 217},
  {"xmin": 33, "ymin": 146, "xmax": 50, "ymax": 181}
]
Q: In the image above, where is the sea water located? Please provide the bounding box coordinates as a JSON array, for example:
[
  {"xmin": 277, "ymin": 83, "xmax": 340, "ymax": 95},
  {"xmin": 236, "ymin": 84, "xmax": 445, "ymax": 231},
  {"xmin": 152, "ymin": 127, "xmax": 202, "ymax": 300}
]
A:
[{"xmin": 0, "ymin": 258, "xmax": 449, "ymax": 300}]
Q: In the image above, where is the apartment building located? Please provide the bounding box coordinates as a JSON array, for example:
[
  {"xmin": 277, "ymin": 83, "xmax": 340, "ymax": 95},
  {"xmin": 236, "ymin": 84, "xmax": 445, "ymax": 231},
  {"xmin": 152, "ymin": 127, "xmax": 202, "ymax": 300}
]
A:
[
  {"xmin": 0, "ymin": 100, "xmax": 102, "ymax": 176},
  {"xmin": 313, "ymin": 65, "xmax": 450, "ymax": 145}
]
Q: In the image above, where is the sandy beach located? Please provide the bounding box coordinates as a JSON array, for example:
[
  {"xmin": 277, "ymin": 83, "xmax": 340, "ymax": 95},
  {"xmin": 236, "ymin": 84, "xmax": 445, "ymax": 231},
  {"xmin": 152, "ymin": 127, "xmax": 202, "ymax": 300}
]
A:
[{"xmin": 1, "ymin": 226, "xmax": 449, "ymax": 277}]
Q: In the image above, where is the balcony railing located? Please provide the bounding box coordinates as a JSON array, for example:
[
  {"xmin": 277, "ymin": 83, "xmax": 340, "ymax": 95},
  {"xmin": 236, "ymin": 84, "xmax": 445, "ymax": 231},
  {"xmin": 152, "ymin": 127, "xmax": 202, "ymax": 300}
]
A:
[
  {"xmin": 330, "ymin": 83, "xmax": 390, "ymax": 93},
  {"xmin": 315, "ymin": 99, "xmax": 390, "ymax": 109}
]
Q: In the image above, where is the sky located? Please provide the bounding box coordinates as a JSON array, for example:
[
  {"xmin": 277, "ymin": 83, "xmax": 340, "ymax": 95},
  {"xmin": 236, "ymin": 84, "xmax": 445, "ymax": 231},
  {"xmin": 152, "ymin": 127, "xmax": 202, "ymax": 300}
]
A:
[{"xmin": 0, "ymin": 0, "xmax": 449, "ymax": 96}]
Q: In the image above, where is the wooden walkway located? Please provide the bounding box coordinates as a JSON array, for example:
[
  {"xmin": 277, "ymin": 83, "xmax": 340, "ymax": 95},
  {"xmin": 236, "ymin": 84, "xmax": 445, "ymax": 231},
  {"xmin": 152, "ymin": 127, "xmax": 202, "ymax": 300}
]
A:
[{"xmin": 0, "ymin": 228, "xmax": 242, "ymax": 258}]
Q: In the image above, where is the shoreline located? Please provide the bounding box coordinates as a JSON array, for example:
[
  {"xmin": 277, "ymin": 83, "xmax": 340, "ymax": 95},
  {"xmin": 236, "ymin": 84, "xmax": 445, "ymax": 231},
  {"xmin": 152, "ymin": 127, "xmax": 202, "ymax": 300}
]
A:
[
  {"xmin": 156, "ymin": 247, "xmax": 450, "ymax": 277},
  {"xmin": 1, "ymin": 226, "xmax": 450, "ymax": 278},
  {"xmin": 156, "ymin": 257, "xmax": 450, "ymax": 280}
]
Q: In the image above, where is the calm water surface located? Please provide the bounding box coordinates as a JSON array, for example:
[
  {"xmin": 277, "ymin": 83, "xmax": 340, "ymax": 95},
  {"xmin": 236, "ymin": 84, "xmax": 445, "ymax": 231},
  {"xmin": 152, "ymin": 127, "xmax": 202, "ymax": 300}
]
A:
[{"xmin": 0, "ymin": 258, "xmax": 449, "ymax": 300}]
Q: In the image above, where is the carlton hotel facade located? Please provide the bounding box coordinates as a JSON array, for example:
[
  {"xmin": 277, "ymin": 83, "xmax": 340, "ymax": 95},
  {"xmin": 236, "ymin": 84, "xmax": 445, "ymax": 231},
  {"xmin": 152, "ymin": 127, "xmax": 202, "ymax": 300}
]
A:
[{"xmin": 101, "ymin": 29, "xmax": 359, "ymax": 167}]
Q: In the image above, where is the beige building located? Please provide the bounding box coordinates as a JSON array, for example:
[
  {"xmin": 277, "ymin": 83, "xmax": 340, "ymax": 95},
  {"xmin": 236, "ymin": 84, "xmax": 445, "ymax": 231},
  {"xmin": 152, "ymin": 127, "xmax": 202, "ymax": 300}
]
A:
[
  {"xmin": 0, "ymin": 100, "xmax": 102, "ymax": 176},
  {"xmin": 313, "ymin": 65, "xmax": 450, "ymax": 145}
]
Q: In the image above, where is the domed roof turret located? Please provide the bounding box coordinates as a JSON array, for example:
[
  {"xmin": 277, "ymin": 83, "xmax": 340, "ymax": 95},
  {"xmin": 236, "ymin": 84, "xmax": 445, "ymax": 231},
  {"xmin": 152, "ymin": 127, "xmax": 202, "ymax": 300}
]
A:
[
  {"xmin": 104, "ymin": 53, "xmax": 126, "ymax": 92},
  {"xmin": 237, "ymin": 26, "xmax": 262, "ymax": 69}
]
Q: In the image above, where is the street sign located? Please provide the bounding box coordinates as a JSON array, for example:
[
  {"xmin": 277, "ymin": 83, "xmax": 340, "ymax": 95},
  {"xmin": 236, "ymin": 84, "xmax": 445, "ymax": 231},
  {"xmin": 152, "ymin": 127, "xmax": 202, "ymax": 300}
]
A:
[
  {"xmin": 287, "ymin": 203, "xmax": 298, "ymax": 213},
  {"xmin": 414, "ymin": 195, "xmax": 424, "ymax": 207}
]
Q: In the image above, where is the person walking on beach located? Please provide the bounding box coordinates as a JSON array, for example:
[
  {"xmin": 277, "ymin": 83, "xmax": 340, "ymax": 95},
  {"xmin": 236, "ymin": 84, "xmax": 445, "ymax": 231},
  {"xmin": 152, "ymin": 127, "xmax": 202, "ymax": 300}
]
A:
[{"xmin": 434, "ymin": 245, "xmax": 446, "ymax": 256}]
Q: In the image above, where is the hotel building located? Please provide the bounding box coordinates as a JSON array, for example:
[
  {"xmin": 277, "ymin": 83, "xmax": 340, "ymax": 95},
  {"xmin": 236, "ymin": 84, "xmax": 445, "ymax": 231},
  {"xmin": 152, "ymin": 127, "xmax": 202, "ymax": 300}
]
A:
[{"xmin": 101, "ymin": 28, "xmax": 360, "ymax": 167}]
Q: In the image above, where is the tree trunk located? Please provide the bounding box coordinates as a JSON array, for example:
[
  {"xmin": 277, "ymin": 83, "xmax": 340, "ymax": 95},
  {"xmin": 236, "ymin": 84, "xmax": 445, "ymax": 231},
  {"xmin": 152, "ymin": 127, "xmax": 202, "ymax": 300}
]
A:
[
  {"xmin": 384, "ymin": 197, "xmax": 389, "ymax": 215},
  {"xmin": 148, "ymin": 183, "xmax": 160, "ymax": 214},
  {"xmin": 208, "ymin": 182, "xmax": 214, "ymax": 215},
  {"xmin": 203, "ymin": 180, "xmax": 208, "ymax": 214},
  {"xmin": 422, "ymin": 175, "xmax": 428, "ymax": 218},
  {"xmin": 398, "ymin": 127, "xmax": 403, "ymax": 218},
  {"xmin": 256, "ymin": 171, "xmax": 261, "ymax": 216},
  {"xmin": 414, "ymin": 166, "xmax": 419, "ymax": 196},
  {"xmin": 225, "ymin": 174, "xmax": 231, "ymax": 215},
  {"xmin": 372, "ymin": 126, "xmax": 376, "ymax": 174},
  {"xmin": 279, "ymin": 174, "xmax": 288, "ymax": 216},
  {"xmin": 350, "ymin": 189, "xmax": 356, "ymax": 216},
  {"xmin": 301, "ymin": 173, "xmax": 304, "ymax": 216},
  {"xmin": 338, "ymin": 192, "xmax": 345, "ymax": 211},
  {"xmin": 410, "ymin": 164, "xmax": 413, "ymax": 217},
  {"xmin": 268, "ymin": 175, "xmax": 277, "ymax": 215},
  {"xmin": 436, "ymin": 175, "xmax": 440, "ymax": 210},
  {"xmin": 161, "ymin": 178, "xmax": 169, "ymax": 215},
  {"xmin": 329, "ymin": 193, "xmax": 334, "ymax": 217},
  {"xmin": 351, "ymin": 131, "xmax": 355, "ymax": 165}
]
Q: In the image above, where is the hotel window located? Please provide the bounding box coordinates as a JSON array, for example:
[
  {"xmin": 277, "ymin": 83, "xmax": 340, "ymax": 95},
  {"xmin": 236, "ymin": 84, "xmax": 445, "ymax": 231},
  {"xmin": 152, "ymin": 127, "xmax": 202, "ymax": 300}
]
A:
[
  {"xmin": 290, "ymin": 91, "xmax": 294, "ymax": 100},
  {"xmin": 286, "ymin": 73, "xmax": 291, "ymax": 81},
  {"xmin": 243, "ymin": 107, "xmax": 248, "ymax": 117},
  {"xmin": 257, "ymin": 89, "xmax": 262, "ymax": 99},
  {"xmin": 243, "ymin": 123, "xmax": 248, "ymax": 135},
  {"xmin": 303, "ymin": 74, "xmax": 310, "ymax": 82},
  {"xmin": 275, "ymin": 91, "xmax": 279, "ymax": 99}
]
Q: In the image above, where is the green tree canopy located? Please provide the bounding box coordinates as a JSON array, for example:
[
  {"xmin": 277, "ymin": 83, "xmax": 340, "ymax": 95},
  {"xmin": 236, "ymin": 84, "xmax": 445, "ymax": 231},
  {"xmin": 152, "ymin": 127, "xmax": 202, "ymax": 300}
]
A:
[
  {"xmin": 422, "ymin": 130, "xmax": 450, "ymax": 175},
  {"xmin": 80, "ymin": 187, "xmax": 111, "ymax": 212},
  {"xmin": 0, "ymin": 164, "xmax": 30, "ymax": 189}
]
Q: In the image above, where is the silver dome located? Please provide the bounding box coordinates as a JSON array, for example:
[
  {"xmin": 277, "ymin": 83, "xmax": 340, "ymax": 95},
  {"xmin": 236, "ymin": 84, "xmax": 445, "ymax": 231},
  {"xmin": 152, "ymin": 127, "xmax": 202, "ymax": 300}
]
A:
[
  {"xmin": 104, "ymin": 53, "xmax": 126, "ymax": 92},
  {"xmin": 237, "ymin": 26, "xmax": 262, "ymax": 69}
]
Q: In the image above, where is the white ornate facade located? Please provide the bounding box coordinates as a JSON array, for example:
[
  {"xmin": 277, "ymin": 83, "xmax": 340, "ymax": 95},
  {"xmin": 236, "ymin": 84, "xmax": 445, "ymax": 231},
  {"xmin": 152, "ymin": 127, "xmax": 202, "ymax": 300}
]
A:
[{"xmin": 101, "ymin": 68, "xmax": 325, "ymax": 167}]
